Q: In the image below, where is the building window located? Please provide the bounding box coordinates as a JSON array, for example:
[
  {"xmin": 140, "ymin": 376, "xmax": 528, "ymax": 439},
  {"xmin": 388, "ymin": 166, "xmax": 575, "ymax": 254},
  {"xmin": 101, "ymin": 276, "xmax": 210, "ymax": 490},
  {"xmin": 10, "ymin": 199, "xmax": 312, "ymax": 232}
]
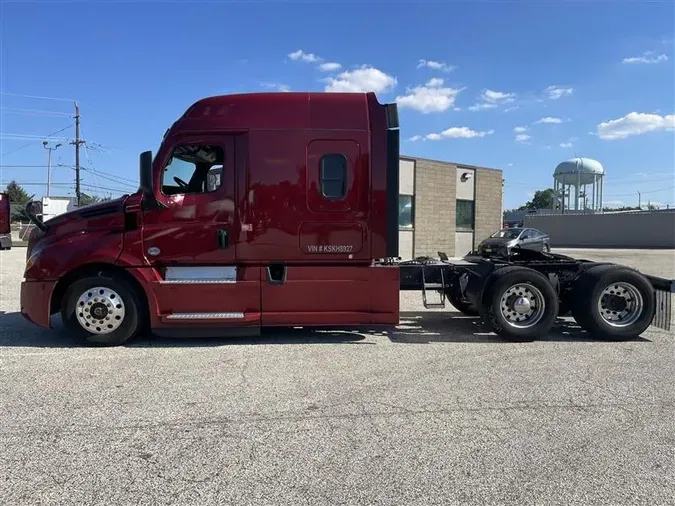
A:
[
  {"xmin": 399, "ymin": 195, "xmax": 414, "ymax": 229},
  {"xmin": 456, "ymin": 199, "xmax": 475, "ymax": 230},
  {"xmin": 320, "ymin": 154, "xmax": 347, "ymax": 199}
]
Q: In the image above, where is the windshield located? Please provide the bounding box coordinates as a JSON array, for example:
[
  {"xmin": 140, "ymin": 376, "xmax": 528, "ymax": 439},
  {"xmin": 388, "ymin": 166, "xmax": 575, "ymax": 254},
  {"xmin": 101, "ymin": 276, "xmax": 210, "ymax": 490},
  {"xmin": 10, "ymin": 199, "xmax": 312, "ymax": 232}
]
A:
[{"xmin": 490, "ymin": 229, "xmax": 522, "ymax": 239}]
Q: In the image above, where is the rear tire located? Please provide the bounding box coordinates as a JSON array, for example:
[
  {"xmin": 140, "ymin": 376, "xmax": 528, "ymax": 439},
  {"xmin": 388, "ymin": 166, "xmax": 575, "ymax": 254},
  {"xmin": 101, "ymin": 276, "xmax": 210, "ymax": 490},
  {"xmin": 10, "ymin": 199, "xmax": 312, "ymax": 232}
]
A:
[
  {"xmin": 60, "ymin": 273, "xmax": 145, "ymax": 346},
  {"xmin": 481, "ymin": 266, "xmax": 559, "ymax": 342},
  {"xmin": 570, "ymin": 265, "xmax": 655, "ymax": 341},
  {"xmin": 446, "ymin": 288, "xmax": 479, "ymax": 316}
]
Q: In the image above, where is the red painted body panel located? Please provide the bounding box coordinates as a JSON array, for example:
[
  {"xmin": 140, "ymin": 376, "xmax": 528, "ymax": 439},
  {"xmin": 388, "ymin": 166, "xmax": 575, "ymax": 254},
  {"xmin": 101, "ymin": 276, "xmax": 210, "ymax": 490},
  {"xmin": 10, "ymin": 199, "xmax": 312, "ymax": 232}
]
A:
[
  {"xmin": 150, "ymin": 266, "xmax": 262, "ymax": 323},
  {"xmin": 261, "ymin": 265, "xmax": 399, "ymax": 326},
  {"xmin": 20, "ymin": 280, "xmax": 55, "ymax": 327},
  {"xmin": 24, "ymin": 220, "xmax": 125, "ymax": 281},
  {"xmin": 0, "ymin": 193, "xmax": 10, "ymax": 235},
  {"xmin": 19, "ymin": 91, "xmax": 402, "ymax": 335}
]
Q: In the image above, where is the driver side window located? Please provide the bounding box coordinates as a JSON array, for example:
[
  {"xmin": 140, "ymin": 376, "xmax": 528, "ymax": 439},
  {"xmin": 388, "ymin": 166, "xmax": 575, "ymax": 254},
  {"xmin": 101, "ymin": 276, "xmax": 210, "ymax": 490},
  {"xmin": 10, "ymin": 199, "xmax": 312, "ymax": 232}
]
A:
[{"xmin": 161, "ymin": 144, "xmax": 224, "ymax": 196}]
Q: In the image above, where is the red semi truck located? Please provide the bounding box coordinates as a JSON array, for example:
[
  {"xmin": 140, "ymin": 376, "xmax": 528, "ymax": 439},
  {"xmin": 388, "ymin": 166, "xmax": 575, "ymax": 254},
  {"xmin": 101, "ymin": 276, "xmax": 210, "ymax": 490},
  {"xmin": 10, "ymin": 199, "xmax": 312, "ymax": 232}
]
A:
[
  {"xmin": 0, "ymin": 193, "xmax": 11, "ymax": 250},
  {"xmin": 19, "ymin": 92, "xmax": 674, "ymax": 346}
]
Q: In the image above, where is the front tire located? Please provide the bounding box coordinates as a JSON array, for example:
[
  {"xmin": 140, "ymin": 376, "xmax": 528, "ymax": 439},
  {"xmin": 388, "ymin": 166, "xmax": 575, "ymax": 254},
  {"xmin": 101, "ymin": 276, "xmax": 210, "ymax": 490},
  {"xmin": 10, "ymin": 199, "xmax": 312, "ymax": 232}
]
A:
[
  {"xmin": 570, "ymin": 265, "xmax": 655, "ymax": 341},
  {"xmin": 481, "ymin": 266, "xmax": 559, "ymax": 342},
  {"xmin": 60, "ymin": 273, "xmax": 144, "ymax": 346}
]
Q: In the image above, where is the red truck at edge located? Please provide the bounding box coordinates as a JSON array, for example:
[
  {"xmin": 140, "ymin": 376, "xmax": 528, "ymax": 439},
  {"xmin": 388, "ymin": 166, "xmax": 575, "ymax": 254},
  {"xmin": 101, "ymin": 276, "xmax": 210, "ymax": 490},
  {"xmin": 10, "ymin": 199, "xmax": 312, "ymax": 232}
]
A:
[
  {"xmin": 0, "ymin": 193, "xmax": 11, "ymax": 251},
  {"xmin": 19, "ymin": 92, "xmax": 674, "ymax": 346}
]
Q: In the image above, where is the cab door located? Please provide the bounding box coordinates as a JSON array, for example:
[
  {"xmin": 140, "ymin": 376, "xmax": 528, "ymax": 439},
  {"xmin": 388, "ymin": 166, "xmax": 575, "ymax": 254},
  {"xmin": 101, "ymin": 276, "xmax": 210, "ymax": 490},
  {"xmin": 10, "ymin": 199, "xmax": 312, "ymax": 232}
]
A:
[{"xmin": 141, "ymin": 134, "xmax": 261, "ymax": 327}]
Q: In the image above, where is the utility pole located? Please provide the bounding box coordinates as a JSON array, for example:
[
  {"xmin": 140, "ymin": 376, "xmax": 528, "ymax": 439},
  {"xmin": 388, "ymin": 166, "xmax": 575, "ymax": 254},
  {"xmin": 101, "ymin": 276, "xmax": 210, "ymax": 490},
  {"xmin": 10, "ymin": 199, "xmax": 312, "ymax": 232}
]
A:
[
  {"xmin": 638, "ymin": 191, "xmax": 641, "ymax": 210},
  {"xmin": 70, "ymin": 101, "xmax": 83, "ymax": 207},
  {"xmin": 42, "ymin": 141, "xmax": 62, "ymax": 197}
]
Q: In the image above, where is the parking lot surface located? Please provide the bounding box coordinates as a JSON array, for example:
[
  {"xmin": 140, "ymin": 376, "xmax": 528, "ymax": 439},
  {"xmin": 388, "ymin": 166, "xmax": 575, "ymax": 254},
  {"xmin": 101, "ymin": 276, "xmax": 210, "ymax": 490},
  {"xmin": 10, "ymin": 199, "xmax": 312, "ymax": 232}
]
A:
[{"xmin": 1, "ymin": 247, "xmax": 674, "ymax": 505}]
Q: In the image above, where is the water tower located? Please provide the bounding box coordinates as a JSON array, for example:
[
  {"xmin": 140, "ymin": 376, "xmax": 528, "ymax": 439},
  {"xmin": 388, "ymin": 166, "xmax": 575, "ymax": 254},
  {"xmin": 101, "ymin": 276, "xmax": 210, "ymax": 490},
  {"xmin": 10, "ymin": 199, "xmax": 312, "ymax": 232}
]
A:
[{"xmin": 553, "ymin": 157, "xmax": 605, "ymax": 213}]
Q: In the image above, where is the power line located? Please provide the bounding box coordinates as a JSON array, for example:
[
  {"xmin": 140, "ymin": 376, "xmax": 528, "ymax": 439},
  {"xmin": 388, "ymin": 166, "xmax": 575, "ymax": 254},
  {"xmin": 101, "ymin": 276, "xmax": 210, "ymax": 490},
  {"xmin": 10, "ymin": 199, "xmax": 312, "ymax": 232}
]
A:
[
  {"xmin": 0, "ymin": 165, "xmax": 48, "ymax": 168},
  {"xmin": 0, "ymin": 91, "xmax": 76, "ymax": 103},
  {"xmin": 0, "ymin": 181, "xmax": 132, "ymax": 194},
  {"xmin": 0, "ymin": 107, "xmax": 73, "ymax": 118},
  {"xmin": 82, "ymin": 168, "xmax": 137, "ymax": 189},
  {"xmin": 0, "ymin": 124, "xmax": 73, "ymax": 157},
  {"xmin": 604, "ymin": 185, "xmax": 675, "ymax": 198}
]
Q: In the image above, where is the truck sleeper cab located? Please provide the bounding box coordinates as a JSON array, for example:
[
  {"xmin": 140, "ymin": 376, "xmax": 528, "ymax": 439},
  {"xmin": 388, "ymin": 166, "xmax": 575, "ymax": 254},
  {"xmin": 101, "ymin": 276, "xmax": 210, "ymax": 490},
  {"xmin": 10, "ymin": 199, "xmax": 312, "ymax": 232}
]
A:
[
  {"xmin": 20, "ymin": 92, "xmax": 402, "ymax": 345},
  {"xmin": 19, "ymin": 92, "xmax": 674, "ymax": 346}
]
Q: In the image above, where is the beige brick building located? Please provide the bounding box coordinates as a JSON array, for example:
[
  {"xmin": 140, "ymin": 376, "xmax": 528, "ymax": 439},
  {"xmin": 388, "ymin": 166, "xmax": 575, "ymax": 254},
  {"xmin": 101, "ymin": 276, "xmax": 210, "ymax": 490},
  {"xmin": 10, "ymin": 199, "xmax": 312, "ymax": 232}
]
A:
[{"xmin": 398, "ymin": 155, "xmax": 503, "ymax": 259}]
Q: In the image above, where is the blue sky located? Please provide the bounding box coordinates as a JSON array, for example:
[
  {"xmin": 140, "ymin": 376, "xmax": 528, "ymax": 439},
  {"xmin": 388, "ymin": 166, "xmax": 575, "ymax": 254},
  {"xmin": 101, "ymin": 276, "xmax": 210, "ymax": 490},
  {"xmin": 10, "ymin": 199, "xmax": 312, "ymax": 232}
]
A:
[{"xmin": 1, "ymin": 0, "xmax": 673, "ymax": 210}]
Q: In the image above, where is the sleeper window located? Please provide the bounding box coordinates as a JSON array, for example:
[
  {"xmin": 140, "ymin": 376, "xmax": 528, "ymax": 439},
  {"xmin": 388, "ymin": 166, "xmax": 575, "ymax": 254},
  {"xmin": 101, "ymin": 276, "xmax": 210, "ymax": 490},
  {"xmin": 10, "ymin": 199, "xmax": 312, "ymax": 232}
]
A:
[{"xmin": 320, "ymin": 154, "xmax": 347, "ymax": 199}]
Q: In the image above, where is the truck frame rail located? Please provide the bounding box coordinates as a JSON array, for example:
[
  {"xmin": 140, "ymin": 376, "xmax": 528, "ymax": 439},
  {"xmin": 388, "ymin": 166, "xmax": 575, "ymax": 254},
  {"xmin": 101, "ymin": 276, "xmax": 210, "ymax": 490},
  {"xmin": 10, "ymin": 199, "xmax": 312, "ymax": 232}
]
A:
[{"xmin": 396, "ymin": 249, "xmax": 674, "ymax": 337}]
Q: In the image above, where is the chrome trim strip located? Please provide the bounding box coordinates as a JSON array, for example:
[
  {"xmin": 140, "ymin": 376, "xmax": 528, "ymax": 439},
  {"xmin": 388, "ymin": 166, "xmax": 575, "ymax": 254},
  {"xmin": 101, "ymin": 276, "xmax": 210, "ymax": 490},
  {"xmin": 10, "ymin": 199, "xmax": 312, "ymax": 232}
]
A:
[
  {"xmin": 165, "ymin": 266, "xmax": 237, "ymax": 282},
  {"xmin": 166, "ymin": 312, "xmax": 245, "ymax": 320},
  {"xmin": 159, "ymin": 279, "xmax": 236, "ymax": 285}
]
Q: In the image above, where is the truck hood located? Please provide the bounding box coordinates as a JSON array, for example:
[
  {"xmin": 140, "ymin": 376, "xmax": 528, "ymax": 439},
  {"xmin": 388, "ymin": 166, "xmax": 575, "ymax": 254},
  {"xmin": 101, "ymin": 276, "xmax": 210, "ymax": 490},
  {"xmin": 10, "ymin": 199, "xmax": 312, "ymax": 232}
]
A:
[
  {"xmin": 44, "ymin": 196, "xmax": 128, "ymax": 227},
  {"xmin": 27, "ymin": 195, "xmax": 130, "ymax": 256}
]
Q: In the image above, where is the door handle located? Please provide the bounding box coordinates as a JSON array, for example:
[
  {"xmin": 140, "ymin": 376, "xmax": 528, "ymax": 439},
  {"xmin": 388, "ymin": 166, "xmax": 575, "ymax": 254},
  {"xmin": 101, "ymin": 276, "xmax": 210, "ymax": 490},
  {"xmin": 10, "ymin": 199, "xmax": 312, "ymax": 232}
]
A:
[{"xmin": 217, "ymin": 229, "xmax": 229, "ymax": 249}]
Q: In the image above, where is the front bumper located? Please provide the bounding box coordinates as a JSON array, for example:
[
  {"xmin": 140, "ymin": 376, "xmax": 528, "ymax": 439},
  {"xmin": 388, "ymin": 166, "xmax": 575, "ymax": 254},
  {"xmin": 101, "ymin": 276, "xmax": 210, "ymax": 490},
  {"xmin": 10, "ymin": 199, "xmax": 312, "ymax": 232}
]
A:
[{"xmin": 20, "ymin": 280, "xmax": 56, "ymax": 328}]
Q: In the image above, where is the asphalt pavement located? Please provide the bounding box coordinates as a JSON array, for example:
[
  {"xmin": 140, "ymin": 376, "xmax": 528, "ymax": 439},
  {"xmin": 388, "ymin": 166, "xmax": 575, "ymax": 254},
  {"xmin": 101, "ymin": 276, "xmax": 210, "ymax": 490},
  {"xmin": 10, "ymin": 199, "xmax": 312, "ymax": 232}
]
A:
[{"xmin": 1, "ymin": 247, "xmax": 674, "ymax": 505}]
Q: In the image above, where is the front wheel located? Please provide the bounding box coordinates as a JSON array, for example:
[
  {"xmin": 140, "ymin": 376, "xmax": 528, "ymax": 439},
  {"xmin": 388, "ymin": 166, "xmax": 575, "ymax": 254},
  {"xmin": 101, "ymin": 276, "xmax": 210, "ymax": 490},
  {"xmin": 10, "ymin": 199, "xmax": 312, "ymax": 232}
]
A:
[
  {"xmin": 60, "ymin": 273, "xmax": 145, "ymax": 346},
  {"xmin": 481, "ymin": 266, "xmax": 559, "ymax": 342}
]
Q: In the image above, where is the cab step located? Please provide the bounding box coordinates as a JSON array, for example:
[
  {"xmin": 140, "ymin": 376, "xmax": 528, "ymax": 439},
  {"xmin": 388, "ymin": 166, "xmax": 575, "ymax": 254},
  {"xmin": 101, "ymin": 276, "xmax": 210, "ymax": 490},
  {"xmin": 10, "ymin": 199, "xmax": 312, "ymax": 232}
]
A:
[{"xmin": 421, "ymin": 268, "xmax": 446, "ymax": 309}]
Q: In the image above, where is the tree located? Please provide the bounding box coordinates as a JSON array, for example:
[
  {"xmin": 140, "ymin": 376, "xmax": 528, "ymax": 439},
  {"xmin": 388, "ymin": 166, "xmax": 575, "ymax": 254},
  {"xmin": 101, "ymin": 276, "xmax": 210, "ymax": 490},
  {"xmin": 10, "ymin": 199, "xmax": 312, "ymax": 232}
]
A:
[
  {"xmin": 79, "ymin": 194, "xmax": 112, "ymax": 207},
  {"xmin": 4, "ymin": 181, "xmax": 32, "ymax": 221},
  {"xmin": 520, "ymin": 188, "xmax": 555, "ymax": 210}
]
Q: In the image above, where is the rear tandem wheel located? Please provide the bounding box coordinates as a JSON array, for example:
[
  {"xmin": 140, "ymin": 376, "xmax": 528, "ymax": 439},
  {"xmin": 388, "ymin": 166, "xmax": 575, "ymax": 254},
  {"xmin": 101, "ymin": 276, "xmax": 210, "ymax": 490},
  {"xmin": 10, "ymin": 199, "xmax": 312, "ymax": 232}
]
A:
[
  {"xmin": 480, "ymin": 266, "xmax": 559, "ymax": 342},
  {"xmin": 570, "ymin": 264, "xmax": 656, "ymax": 341}
]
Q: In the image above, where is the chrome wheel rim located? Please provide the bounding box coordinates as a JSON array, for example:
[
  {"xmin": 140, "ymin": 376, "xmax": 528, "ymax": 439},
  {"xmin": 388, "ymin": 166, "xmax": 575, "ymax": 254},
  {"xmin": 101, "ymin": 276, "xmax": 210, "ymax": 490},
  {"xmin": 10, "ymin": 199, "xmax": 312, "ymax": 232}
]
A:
[
  {"xmin": 75, "ymin": 286, "xmax": 126, "ymax": 334},
  {"xmin": 499, "ymin": 283, "xmax": 546, "ymax": 329},
  {"xmin": 597, "ymin": 282, "xmax": 643, "ymax": 327}
]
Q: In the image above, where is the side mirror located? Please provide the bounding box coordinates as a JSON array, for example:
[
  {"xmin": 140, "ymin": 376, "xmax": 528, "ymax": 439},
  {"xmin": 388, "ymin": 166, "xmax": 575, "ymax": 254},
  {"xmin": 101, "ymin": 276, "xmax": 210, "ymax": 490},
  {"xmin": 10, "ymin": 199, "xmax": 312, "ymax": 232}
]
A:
[
  {"xmin": 139, "ymin": 151, "xmax": 153, "ymax": 195},
  {"xmin": 139, "ymin": 151, "xmax": 162, "ymax": 209},
  {"xmin": 25, "ymin": 201, "xmax": 48, "ymax": 232}
]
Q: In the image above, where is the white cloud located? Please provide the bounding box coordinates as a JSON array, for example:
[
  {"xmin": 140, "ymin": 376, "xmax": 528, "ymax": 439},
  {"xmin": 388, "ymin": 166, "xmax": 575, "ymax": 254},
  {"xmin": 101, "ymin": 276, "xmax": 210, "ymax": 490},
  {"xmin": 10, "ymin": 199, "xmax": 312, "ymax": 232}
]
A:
[
  {"xmin": 417, "ymin": 59, "xmax": 455, "ymax": 72},
  {"xmin": 408, "ymin": 135, "xmax": 422, "ymax": 142},
  {"xmin": 260, "ymin": 82, "xmax": 291, "ymax": 92},
  {"xmin": 622, "ymin": 51, "xmax": 668, "ymax": 64},
  {"xmin": 469, "ymin": 89, "xmax": 515, "ymax": 111},
  {"xmin": 288, "ymin": 49, "xmax": 320, "ymax": 63},
  {"xmin": 535, "ymin": 116, "xmax": 563, "ymax": 124},
  {"xmin": 425, "ymin": 126, "xmax": 494, "ymax": 140},
  {"xmin": 468, "ymin": 102, "xmax": 498, "ymax": 111},
  {"xmin": 288, "ymin": 49, "xmax": 342, "ymax": 72},
  {"xmin": 513, "ymin": 126, "xmax": 528, "ymax": 133},
  {"xmin": 544, "ymin": 85, "xmax": 573, "ymax": 100},
  {"xmin": 483, "ymin": 89, "xmax": 515, "ymax": 102},
  {"xmin": 395, "ymin": 78, "xmax": 464, "ymax": 113},
  {"xmin": 597, "ymin": 112, "xmax": 675, "ymax": 140},
  {"xmin": 323, "ymin": 65, "xmax": 397, "ymax": 93},
  {"xmin": 319, "ymin": 62, "xmax": 342, "ymax": 72},
  {"xmin": 560, "ymin": 142, "xmax": 573, "ymax": 148},
  {"xmin": 515, "ymin": 134, "xmax": 531, "ymax": 143}
]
